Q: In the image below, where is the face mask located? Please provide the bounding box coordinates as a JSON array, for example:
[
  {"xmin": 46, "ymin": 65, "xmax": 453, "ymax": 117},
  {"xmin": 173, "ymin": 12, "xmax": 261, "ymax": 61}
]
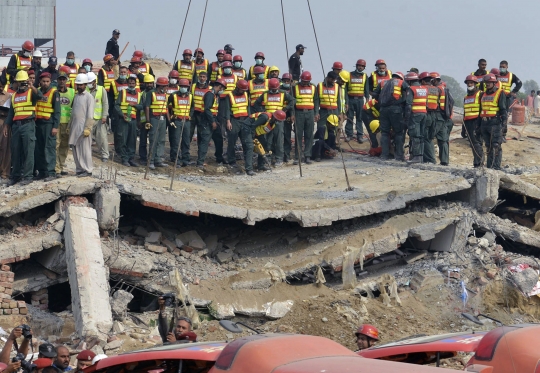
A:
[
  {"xmin": 218, "ymin": 90, "xmax": 224, "ymax": 95},
  {"xmin": 87, "ymin": 82, "xmax": 95, "ymax": 89},
  {"xmin": 23, "ymin": 51, "xmax": 31, "ymax": 57},
  {"xmin": 378, "ymin": 69, "xmax": 385, "ymax": 74},
  {"xmin": 169, "ymin": 78, "xmax": 177, "ymax": 85},
  {"xmin": 223, "ymin": 68, "xmax": 232, "ymax": 74},
  {"xmin": 84, "ymin": 65, "xmax": 91, "ymax": 72},
  {"xmin": 127, "ymin": 87, "xmax": 135, "ymax": 93},
  {"xmin": 257, "ymin": 74, "xmax": 265, "ymax": 80},
  {"xmin": 255, "ymin": 58, "xmax": 263, "ymax": 65},
  {"xmin": 67, "ymin": 58, "xmax": 75, "ymax": 65},
  {"xmin": 270, "ymin": 89, "xmax": 279, "ymax": 94},
  {"xmin": 500, "ymin": 68, "xmax": 507, "ymax": 74},
  {"xmin": 234, "ymin": 62, "xmax": 242, "ymax": 68},
  {"xmin": 179, "ymin": 87, "xmax": 188, "ymax": 94},
  {"xmin": 467, "ymin": 85, "xmax": 475, "ymax": 91},
  {"xmin": 120, "ymin": 74, "xmax": 127, "ymax": 80},
  {"xmin": 356, "ymin": 69, "xmax": 363, "ymax": 73},
  {"xmin": 282, "ymin": 83, "xmax": 290, "ymax": 89}
]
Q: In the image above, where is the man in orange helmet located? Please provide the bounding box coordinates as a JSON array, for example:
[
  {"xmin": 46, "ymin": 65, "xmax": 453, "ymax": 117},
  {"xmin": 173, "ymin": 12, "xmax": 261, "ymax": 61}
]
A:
[
  {"xmin": 173, "ymin": 49, "xmax": 195, "ymax": 84},
  {"xmin": 6, "ymin": 40, "xmax": 34, "ymax": 83},
  {"xmin": 248, "ymin": 52, "xmax": 270, "ymax": 80},
  {"xmin": 142, "ymin": 76, "xmax": 170, "ymax": 169},
  {"xmin": 355, "ymin": 324, "xmax": 379, "ymax": 351},
  {"xmin": 209, "ymin": 50, "xmax": 225, "ymax": 83},
  {"xmin": 193, "ymin": 48, "xmax": 209, "ymax": 80},
  {"xmin": 369, "ymin": 59, "xmax": 392, "ymax": 96},
  {"xmin": 132, "ymin": 50, "xmax": 154, "ymax": 77}
]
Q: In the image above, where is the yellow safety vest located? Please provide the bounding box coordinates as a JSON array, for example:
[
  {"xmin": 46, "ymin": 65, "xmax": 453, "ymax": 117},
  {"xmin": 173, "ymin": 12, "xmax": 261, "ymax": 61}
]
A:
[
  {"xmin": 58, "ymin": 88, "xmax": 75, "ymax": 124},
  {"xmin": 249, "ymin": 79, "xmax": 269, "ymax": 106},
  {"xmin": 363, "ymin": 99, "xmax": 380, "ymax": 118},
  {"xmin": 210, "ymin": 62, "xmax": 222, "ymax": 82},
  {"xmin": 15, "ymin": 54, "xmax": 32, "ymax": 70},
  {"xmin": 206, "ymin": 92, "xmax": 219, "ymax": 116},
  {"xmin": 61, "ymin": 63, "xmax": 80, "ymax": 88},
  {"xmin": 294, "ymin": 84, "xmax": 315, "ymax": 110},
  {"xmin": 171, "ymin": 93, "xmax": 193, "ymax": 120},
  {"xmin": 11, "ymin": 90, "xmax": 35, "ymax": 120},
  {"xmin": 228, "ymin": 92, "xmax": 249, "ymax": 118},
  {"xmin": 261, "ymin": 91, "xmax": 285, "ymax": 114},
  {"xmin": 339, "ymin": 85, "xmax": 346, "ymax": 114},
  {"xmin": 348, "ymin": 72, "xmax": 367, "ymax": 97},
  {"xmin": 176, "ymin": 60, "xmax": 195, "ymax": 81},
  {"xmin": 120, "ymin": 90, "xmax": 141, "ymax": 119},
  {"xmin": 497, "ymin": 72, "xmax": 513, "ymax": 95},
  {"xmin": 253, "ymin": 112, "xmax": 274, "ymax": 136},
  {"xmin": 92, "ymin": 86, "xmax": 106, "ymax": 120},
  {"xmin": 36, "ymin": 87, "xmax": 57, "ymax": 120},
  {"xmin": 249, "ymin": 65, "xmax": 270, "ymax": 80},
  {"xmin": 138, "ymin": 62, "xmax": 152, "ymax": 76},
  {"xmin": 149, "ymin": 91, "xmax": 169, "ymax": 116},
  {"xmin": 194, "ymin": 59, "xmax": 209, "ymax": 76},
  {"xmin": 463, "ymin": 90, "xmax": 482, "ymax": 120},
  {"xmin": 112, "ymin": 80, "xmax": 128, "ymax": 100},
  {"xmin": 480, "ymin": 89, "xmax": 503, "ymax": 118},
  {"xmin": 318, "ymin": 82, "xmax": 339, "ymax": 110},
  {"xmin": 409, "ymin": 85, "xmax": 428, "ymax": 113},
  {"xmin": 191, "ymin": 83, "xmax": 210, "ymax": 112},
  {"xmin": 100, "ymin": 67, "xmax": 116, "ymax": 92},
  {"xmin": 370, "ymin": 69, "xmax": 392, "ymax": 91},
  {"xmin": 232, "ymin": 68, "xmax": 246, "ymax": 79},
  {"xmin": 219, "ymin": 74, "xmax": 238, "ymax": 98}
]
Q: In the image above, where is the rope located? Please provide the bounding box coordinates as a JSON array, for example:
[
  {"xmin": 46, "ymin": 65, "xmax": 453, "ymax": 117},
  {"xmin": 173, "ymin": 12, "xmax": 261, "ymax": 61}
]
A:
[
  {"xmin": 306, "ymin": 0, "xmax": 325, "ymax": 76},
  {"xmin": 280, "ymin": 0, "xmax": 290, "ymax": 62},
  {"xmin": 172, "ymin": 0, "xmax": 193, "ymax": 66},
  {"xmin": 196, "ymin": 0, "xmax": 210, "ymax": 51}
]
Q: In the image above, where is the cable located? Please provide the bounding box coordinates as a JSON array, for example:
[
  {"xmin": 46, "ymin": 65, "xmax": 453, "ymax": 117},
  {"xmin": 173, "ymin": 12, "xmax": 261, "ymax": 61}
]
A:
[
  {"xmin": 280, "ymin": 0, "xmax": 290, "ymax": 63},
  {"xmin": 306, "ymin": 0, "xmax": 325, "ymax": 77},
  {"xmin": 196, "ymin": 0, "xmax": 209, "ymax": 51},
  {"xmin": 172, "ymin": 0, "xmax": 193, "ymax": 67}
]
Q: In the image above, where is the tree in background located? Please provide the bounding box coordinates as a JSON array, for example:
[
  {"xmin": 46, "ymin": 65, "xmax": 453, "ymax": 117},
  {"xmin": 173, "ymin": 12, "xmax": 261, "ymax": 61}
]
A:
[
  {"xmin": 441, "ymin": 75, "xmax": 466, "ymax": 108},
  {"xmin": 523, "ymin": 79, "xmax": 539, "ymax": 93}
]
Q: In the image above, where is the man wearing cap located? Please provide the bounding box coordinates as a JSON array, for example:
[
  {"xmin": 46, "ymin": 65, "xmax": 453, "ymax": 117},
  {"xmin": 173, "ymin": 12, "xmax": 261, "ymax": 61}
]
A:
[
  {"xmin": 288, "ymin": 45, "xmax": 305, "ymax": 83},
  {"xmin": 43, "ymin": 57, "xmax": 59, "ymax": 87},
  {"xmin": 38, "ymin": 343, "xmax": 57, "ymax": 360},
  {"xmin": 32, "ymin": 51, "xmax": 44, "ymax": 85},
  {"xmin": 76, "ymin": 350, "xmax": 96, "ymax": 371},
  {"xmin": 105, "ymin": 30, "xmax": 121, "ymax": 61},
  {"xmin": 34, "ymin": 358, "xmax": 53, "ymax": 373},
  {"xmin": 87, "ymin": 72, "xmax": 109, "ymax": 163},
  {"xmin": 53, "ymin": 346, "xmax": 72, "ymax": 372},
  {"xmin": 224, "ymin": 44, "xmax": 235, "ymax": 56}
]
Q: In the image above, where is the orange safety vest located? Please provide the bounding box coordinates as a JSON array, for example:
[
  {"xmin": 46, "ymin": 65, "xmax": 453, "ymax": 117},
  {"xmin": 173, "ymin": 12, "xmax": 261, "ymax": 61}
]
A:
[
  {"xmin": 191, "ymin": 83, "xmax": 210, "ymax": 113},
  {"xmin": 119, "ymin": 90, "xmax": 141, "ymax": 119},
  {"xmin": 171, "ymin": 93, "xmax": 193, "ymax": 120},
  {"xmin": 497, "ymin": 72, "xmax": 513, "ymax": 95},
  {"xmin": 194, "ymin": 59, "xmax": 209, "ymax": 77},
  {"xmin": 36, "ymin": 87, "xmax": 57, "ymax": 120},
  {"xmin": 112, "ymin": 80, "xmax": 128, "ymax": 100},
  {"xmin": 253, "ymin": 112, "xmax": 274, "ymax": 136},
  {"xmin": 176, "ymin": 60, "xmax": 195, "ymax": 82},
  {"xmin": 370, "ymin": 70, "xmax": 392, "ymax": 91},
  {"xmin": 205, "ymin": 91, "xmax": 219, "ymax": 116},
  {"xmin": 249, "ymin": 79, "xmax": 269, "ymax": 106},
  {"xmin": 100, "ymin": 67, "xmax": 116, "ymax": 92},
  {"xmin": 348, "ymin": 72, "xmax": 367, "ymax": 97},
  {"xmin": 426, "ymin": 86, "xmax": 441, "ymax": 111},
  {"xmin": 261, "ymin": 91, "xmax": 285, "ymax": 114},
  {"xmin": 138, "ymin": 62, "xmax": 151, "ymax": 75},
  {"xmin": 249, "ymin": 65, "xmax": 270, "ymax": 80},
  {"xmin": 294, "ymin": 84, "xmax": 315, "ymax": 110},
  {"xmin": 480, "ymin": 89, "xmax": 503, "ymax": 118},
  {"xmin": 166, "ymin": 85, "xmax": 179, "ymax": 95},
  {"xmin": 15, "ymin": 54, "xmax": 32, "ymax": 70},
  {"xmin": 409, "ymin": 85, "xmax": 427, "ymax": 113},
  {"xmin": 62, "ymin": 63, "xmax": 80, "ymax": 88},
  {"xmin": 210, "ymin": 61, "xmax": 222, "ymax": 82},
  {"xmin": 228, "ymin": 92, "xmax": 249, "ymax": 118},
  {"xmin": 232, "ymin": 68, "xmax": 246, "ymax": 79},
  {"xmin": 219, "ymin": 74, "xmax": 238, "ymax": 98},
  {"xmin": 318, "ymin": 82, "xmax": 339, "ymax": 110},
  {"xmin": 463, "ymin": 90, "xmax": 482, "ymax": 120},
  {"xmin": 363, "ymin": 98, "xmax": 380, "ymax": 118},
  {"xmin": 11, "ymin": 89, "xmax": 35, "ymax": 121},
  {"xmin": 149, "ymin": 91, "xmax": 169, "ymax": 116},
  {"xmin": 380, "ymin": 79, "xmax": 404, "ymax": 101}
]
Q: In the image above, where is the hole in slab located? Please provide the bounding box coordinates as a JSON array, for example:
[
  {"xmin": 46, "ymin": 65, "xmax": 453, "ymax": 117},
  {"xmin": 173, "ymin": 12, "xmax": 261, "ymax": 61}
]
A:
[
  {"xmin": 492, "ymin": 190, "xmax": 540, "ymax": 229},
  {"xmin": 47, "ymin": 282, "xmax": 72, "ymax": 312}
]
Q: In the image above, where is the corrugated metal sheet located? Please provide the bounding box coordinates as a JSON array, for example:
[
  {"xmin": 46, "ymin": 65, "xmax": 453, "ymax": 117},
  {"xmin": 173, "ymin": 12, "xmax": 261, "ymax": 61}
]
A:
[{"xmin": 0, "ymin": 0, "xmax": 55, "ymax": 39}]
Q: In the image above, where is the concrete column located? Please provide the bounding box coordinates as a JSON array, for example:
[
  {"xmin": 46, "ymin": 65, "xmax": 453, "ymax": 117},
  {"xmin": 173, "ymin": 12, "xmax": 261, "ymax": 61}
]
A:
[
  {"xmin": 472, "ymin": 169, "xmax": 499, "ymax": 213},
  {"xmin": 64, "ymin": 205, "xmax": 113, "ymax": 337},
  {"xmin": 94, "ymin": 185, "xmax": 121, "ymax": 231}
]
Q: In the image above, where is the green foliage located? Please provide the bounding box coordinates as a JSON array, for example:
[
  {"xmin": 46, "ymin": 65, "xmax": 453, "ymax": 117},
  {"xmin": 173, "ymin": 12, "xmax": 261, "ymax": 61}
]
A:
[
  {"xmin": 522, "ymin": 79, "xmax": 539, "ymax": 94},
  {"xmin": 441, "ymin": 75, "xmax": 466, "ymax": 108}
]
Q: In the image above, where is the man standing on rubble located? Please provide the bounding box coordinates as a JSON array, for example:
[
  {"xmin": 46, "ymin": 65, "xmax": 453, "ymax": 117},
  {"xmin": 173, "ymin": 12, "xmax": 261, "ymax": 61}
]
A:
[
  {"xmin": 197, "ymin": 79, "xmax": 226, "ymax": 168},
  {"xmin": 288, "ymin": 44, "xmax": 305, "ymax": 83},
  {"xmin": 480, "ymin": 73, "xmax": 507, "ymax": 170},
  {"xmin": 115, "ymin": 76, "xmax": 142, "ymax": 167},
  {"xmin": 497, "ymin": 61, "xmax": 522, "ymax": 142}
]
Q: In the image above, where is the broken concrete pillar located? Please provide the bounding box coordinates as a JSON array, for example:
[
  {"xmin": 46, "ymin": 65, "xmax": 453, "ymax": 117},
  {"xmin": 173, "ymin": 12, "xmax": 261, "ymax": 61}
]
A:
[
  {"xmin": 94, "ymin": 185, "xmax": 121, "ymax": 231},
  {"xmin": 64, "ymin": 205, "xmax": 113, "ymax": 337},
  {"xmin": 473, "ymin": 170, "xmax": 499, "ymax": 213}
]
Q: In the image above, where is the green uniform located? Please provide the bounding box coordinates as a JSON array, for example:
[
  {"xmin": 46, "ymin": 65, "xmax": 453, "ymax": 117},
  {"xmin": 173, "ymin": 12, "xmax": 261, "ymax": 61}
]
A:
[
  {"xmin": 222, "ymin": 93, "xmax": 253, "ymax": 171},
  {"xmin": 115, "ymin": 89, "xmax": 143, "ymax": 163},
  {"xmin": 167, "ymin": 92, "xmax": 194, "ymax": 166},
  {"xmin": 197, "ymin": 91, "xmax": 223, "ymax": 165},
  {"xmin": 345, "ymin": 70, "xmax": 369, "ymax": 140},
  {"xmin": 138, "ymin": 88, "xmax": 152, "ymax": 162},
  {"xmin": 293, "ymin": 83, "xmax": 318, "ymax": 160},
  {"xmin": 481, "ymin": 89, "xmax": 507, "ymax": 170},
  {"xmin": 143, "ymin": 88, "xmax": 168, "ymax": 164},
  {"xmin": 405, "ymin": 82, "xmax": 426, "ymax": 159},
  {"xmin": 464, "ymin": 117, "xmax": 484, "ymax": 167},
  {"xmin": 316, "ymin": 80, "xmax": 344, "ymax": 130},
  {"xmin": 35, "ymin": 87, "xmax": 60, "ymax": 178},
  {"xmin": 55, "ymin": 87, "xmax": 75, "ymax": 174},
  {"xmin": 280, "ymin": 84, "xmax": 294, "ymax": 162},
  {"xmin": 90, "ymin": 85, "xmax": 110, "ymax": 161},
  {"xmin": 423, "ymin": 110, "xmax": 445, "ymax": 164}
]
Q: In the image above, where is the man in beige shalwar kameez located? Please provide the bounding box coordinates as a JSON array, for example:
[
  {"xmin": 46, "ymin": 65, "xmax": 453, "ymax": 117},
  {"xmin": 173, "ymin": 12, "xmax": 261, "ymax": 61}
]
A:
[{"xmin": 68, "ymin": 74, "xmax": 94, "ymax": 177}]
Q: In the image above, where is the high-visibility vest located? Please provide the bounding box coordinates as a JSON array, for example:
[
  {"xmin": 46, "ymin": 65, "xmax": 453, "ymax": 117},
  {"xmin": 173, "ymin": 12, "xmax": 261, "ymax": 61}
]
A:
[
  {"xmin": 36, "ymin": 87, "xmax": 57, "ymax": 120},
  {"xmin": 194, "ymin": 59, "xmax": 209, "ymax": 77},
  {"xmin": 210, "ymin": 62, "xmax": 222, "ymax": 82},
  {"xmin": 112, "ymin": 80, "xmax": 128, "ymax": 100},
  {"xmin": 119, "ymin": 90, "xmax": 141, "ymax": 119},
  {"xmin": 232, "ymin": 68, "xmax": 246, "ymax": 79},
  {"xmin": 92, "ymin": 86, "xmax": 106, "ymax": 120},
  {"xmin": 497, "ymin": 72, "xmax": 513, "ymax": 94},
  {"xmin": 100, "ymin": 68, "xmax": 116, "ymax": 92},
  {"xmin": 191, "ymin": 83, "xmax": 210, "ymax": 113},
  {"xmin": 138, "ymin": 62, "xmax": 151, "ymax": 75},
  {"xmin": 149, "ymin": 91, "xmax": 169, "ymax": 116},
  {"xmin": 204, "ymin": 91, "xmax": 219, "ymax": 116},
  {"xmin": 318, "ymin": 82, "xmax": 339, "ymax": 110},
  {"xmin": 249, "ymin": 65, "xmax": 270, "ymax": 80},
  {"xmin": 261, "ymin": 91, "xmax": 285, "ymax": 114},
  {"xmin": 166, "ymin": 85, "xmax": 179, "ymax": 95},
  {"xmin": 471, "ymin": 71, "xmax": 488, "ymax": 90},
  {"xmin": 176, "ymin": 60, "xmax": 195, "ymax": 82},
  {"xmin": 15, "ymin": 54, "xmax": 32, "ymax": 71},
  {"xmin": 294, "ymin": 84, "xmax": 315, "ymax": 110},
  {"xmin": 253, "ymin": 112, "xmax": 274, "ymax": 136},
  {"xmin": 409, "ymin": 85, "xmax": 428, "ymax": 113},
  {"xmin": 370, "ymin": 69, "xmax": 392, "ymax": 91},
  {"xmin": 11, "ymin": 89, "xmax": 35, "ymax": 121},
  {"xmin": 58, "ymin": 88, "xmax": 75, "ymax": 124},
  {"xmin": 480, "ymin": 89, "xmax": 503, "ymax": 118},
  {"xmin": 463, "ymin": 90, "xmax": 482, "ymax": 120},
  {"xmin": 228, "ymin": 92, "xmax": 249, "ymax": 118},
  {"xmin": 219, "ymin": 74, "xmax": 238, "ymax": 98},
  {"xmin": 339, "ymin": 85, "xmax": 346, "ymax": 114},
  {"xmin": 171, "ymin": 93, "xmax": 192, "ymax": 120},
  {"xmin": 427, "ymin": 86, "xmax": 441, "ymax": 111},
  {"xmin": 61, "ymin": 63, "xmax": 80, "ymax": 88},
  {"xmin": 249, "ymin": 79, "xmax": 269, "ymax": 106},
  {"xmin": 380, "ymin": 79, "xmax": 404, "ymax": 101},
  {"xmin": 348, "ymin": 72, "xmax": 367, "ymax": 97},
  {"xmin": 363, "ymin": 98, "xmax": 380, "ymax": 118}
]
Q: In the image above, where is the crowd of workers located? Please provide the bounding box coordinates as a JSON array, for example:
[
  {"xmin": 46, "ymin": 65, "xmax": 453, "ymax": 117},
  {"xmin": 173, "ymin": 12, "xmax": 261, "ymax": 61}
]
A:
[{"xmin": 0, "ymin": 32, "xmax": 522, "ymax": 185}]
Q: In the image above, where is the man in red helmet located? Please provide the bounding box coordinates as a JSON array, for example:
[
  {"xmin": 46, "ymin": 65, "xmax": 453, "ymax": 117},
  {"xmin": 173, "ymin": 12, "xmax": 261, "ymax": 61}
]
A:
[
  {"xmin": 346, "ymin": 59, "xmax": 369, "ymax": 143},
  {"xmin": 132, "ymin": 50, "xmax": 154, "ymax": 77},
  {"xmin": 480, "ymin": 73, "xmax": 507, "ymax": 170},
  {"xmin": 197, "ymin": 79, "xmax": 226, "ymax": 167},
  {"xmin": 248, "ymin": 52, "xmax": 269, "ymax": 80},
  {"xmin": 231, "ymin": 55, "xmax": 247, "ymax": 79},
  {"xmin": 288, "ymin": 44, "xmax": 305, "ymax": 82},
  {"xmin": 114, "ymin": 75, "xmax": 142, "ymax": 167},
  {"xmin": 331, "ymin": 62, "xmax": 343, "ymax": 75},
  {"xmin": 420, "ymin": 71, "xmax": 445, "ymax": 164},
  {"xmin": 168, "ymin": 78, "xmax": 194, "ymax": 167},
  {"xmin": 209, "ymin": 50, "xmax": 225, "ymax": 83},
  {"xmin": 142, "ymin": 76, "xmax": 170, "ymax": 169},
  {"xmin": 82, "ymin": 58, "xmax": 93, "ymax": 73},
  {"xmin": 355, "ymin": 324, "xmax": 379, "ymax": 351},
  {"xmin": 404, "ymin": 72, "xmax": 427, "ymax": 164},
  {"xmin": 369, "ymin": 60, "xmax": 392, "ymax": 96},
  {"xmin": 173, "ymin": 49, "xmax": 195, "ymax": 84},
  {"xmin": 251, "ymin": 110, "xmax": 287, "ymax": 171},
  {"xmin": 190, "ymin": 70, "xmax": 210, "ymax": 144},
  {"xmin": 248, "ymin": 66, "xmax": 269, "ymax": 111},
  {"xmin": 193, "ymin": 48, "xmax": 208, "ymax": 80},
  {"xmin": 292, "ymin": 71, "xmax": 318, "ymax": 165},
  {"xmin": 6, "ymin": 40, "xmax": 34, "ymax": 83},
  {"xmin": 128, "ymin": 57, "xmax": 145, "ymax": 90},
  {"xmin": 280, "ymin": 73, "xmax": 294, "ymax": 163},
  {"xmin": 217, "ymin": 61, "xmax": 238, "ymax": 160},
  {"xmin": 463, "ymin": 75, "xmax": 484, "ymax": 168}
]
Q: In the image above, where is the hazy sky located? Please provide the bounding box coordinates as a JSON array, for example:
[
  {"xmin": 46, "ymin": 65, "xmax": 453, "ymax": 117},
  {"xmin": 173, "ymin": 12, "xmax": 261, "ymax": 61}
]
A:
[{"xmin": 4, "ymin": 0, "xmax": 538, "ymax": 86}]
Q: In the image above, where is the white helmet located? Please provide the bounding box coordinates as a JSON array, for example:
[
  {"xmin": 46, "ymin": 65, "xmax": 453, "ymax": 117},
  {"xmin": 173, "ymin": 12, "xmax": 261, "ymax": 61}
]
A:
[
  {"xmin": 33, "ymin": 50, "xmax": 43, "ymax": 58},
  {"xmin": 87, "ymin": 72, "xmax": 97, "ymax": 82},
  {"xmin": 91, "ymin": 354, "xmax": 108, "ymax": 365},
  {"xmin": 74, "ymin": 73, "xmax": 89, "ymax": 84}
]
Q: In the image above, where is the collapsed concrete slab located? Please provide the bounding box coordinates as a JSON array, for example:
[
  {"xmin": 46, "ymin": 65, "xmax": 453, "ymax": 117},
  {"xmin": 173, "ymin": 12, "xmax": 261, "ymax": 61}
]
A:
[
  {"xmin": 64, "ymin": 204, "xmax": 113, "ymax": 337},
  {"xmin": 474, "ymin": 211, "xmax": 540, "ymax": 250},
  {"xmin": 0, "ymin": 230, "xmax": 62, "ymax": 263},
  {"xmin": 499, "ymin": 173, "xmax": 540, "ymax": 200},
  {"xmin": 94, "ymin": 184, "xmax": 121, "ymax": 231}
]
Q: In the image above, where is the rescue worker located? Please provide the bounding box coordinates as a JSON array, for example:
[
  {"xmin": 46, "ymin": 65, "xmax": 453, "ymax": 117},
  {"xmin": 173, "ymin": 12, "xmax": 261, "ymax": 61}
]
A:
[
  {"xmin": 98, "ymin": 54, "xmax": 116, "ymax": 124},
  {"xmin": 168, "ymin": 78, "xmax": 194, "ymax": 167},
  {"xmin": 193, "ymin": 48, "xmax": 208, "ymax": 79},
  {"xmin": 128, "ymin": 57, "xmax": 145, "ymax": 90},
  {"xmin": 137, "ymin": 74, "xmax": 156, "ymax": 164},
  {"xmin": 34, "ymin": 72, "xmax": 60, "ymax": 181},
  {"xmin": 60, "ymin": 51, "xmax": 80, "ymax": 88},
  {"xmin": 292, "ymin": 71, "xmax": 318, "ymax": 165},
  {"xmin": 219, "ymin": 62, "xmax": 238, "ymax": 96},
  {"xmin": 480, "ymin": 73, "xmax": 507, "ymax": 170},
  {"xmin": 142, "ymin": 77, "xmax": 170, "ymax": 169},
  {"xmin": 232, "ymin": 55, "xmax": 247, "ymax": 79},
  {"xmin": 75, "ymin": 351, "xmax": 95, "ymax": 371},
  {"xmin": 248, "ymin": 52, "xmax": 269, "ymax": 80},
  {"xmin": 420, "ymin": 71, "xmax": 444, "ymax": 164},
  {"xmin": 42, "ymin": 57, "xmax": 59, "ymax": 87},
  {"xmin": 110, "ymin": 66, "xmax": 129, "ymax": 134},
  {"xmin": 254, "ymin": 78, "xmax": 295, "ymax": 167},
  {"xmin": 82, "ymin": 58, "xmax": 93, "ymax": 73},
  {"xmin": 31, "ymin": 50, "xmax": 44, "ymax": 85},
  {"xmin": 248, "ymin": 66, "xmax": 269, "ymax": 111},
  {"xmin": 0, "ymin": 77, "xmax": 13, "ymax": 183},
  {"xmin": 369, "ymin": 59, "xmax": 392, "ymax": 96},
  {"xmin": 362, "ymin": 98, "xmax": 381, "ymax": 151},
  {"xmin": 431, "ymin": 72, "xmax": 452, "ymax": 165},
  {"xmin": 223, "ymin": 53, "xmax": 233, "ymax": 66},
  {"xmin": 173, "ymin": 49, "xmax": 195, "ymax": 84},
  {"xmin": 346, "ymin": 59, "xmax": 369, "ymax": 143},
  {"xmin": 463, "ymin": 75, "xmax": 484, "ymax": 168},
  {"xmin": 166, "ymin": 70, "xmax": 180, "ymax": 94},
  {"xmin": 288, "ymin": 44, "xmax": 305, "ymax": 83},
  {"xmin": 218, "ymin": 61, "xmax": 238, "ymax": 158},
  {"xmin": 498, "ymin": 60, "xmax": 522, "ymax": 142},
  {"xmin": 5, "ymin": 70, "xmax": 43, "ymax": 185},
  {"xmin": 87, "ymin": 72, "xmax": 109, "ymax": 163},
  {"xmin": 6, "ymin": 40, "xmax": 34, "ymax": 83},
  {"xmin": 197, "ymin": 79, "xmax": 226, "ymax": 167},
  {"xmin": 312, "ymin": 114, "xmax": 338, "ymax": 162},
  {"xmin": 114, "ymin": 74, "xmax": 141, "ymax": 167},
  {"xmin": 251, "ymin": 110, "xmax": 287, "ymax": 171},
  {"xmin": 404, "ymin": 72, "xmax": 427, "ymax": 164},
  {"xmin": 373, "ymin": 71, "xmax": 409, "ymax": 161},
  {"xmin": 316, "ymin": 71, "xmax": 341, "ymax": 132},
  {"xmin": 55, "ymin": 68, "xmax": 75, "ymax": 177},
  {"xmin": 337, "ymin": 70, "xmax": 350, "ymax": 124},
  {"xmin": 331, "ymin": 62, "xmax": 343, "ymax": 75},
  {"xmin": 355, "ymin": 324, "xmax": 379, "ymax": 351},
  {"xmin": 28, "ymin": 70, "xmax": 37, "ymax": 88},
  {"xmin": 268, "ymin": 66, "xmax": 280, "ymax": 79},
  {"xmin": 209, "ymin": 50, "xmax": 225, "ymax": 82},
  {"xmin": 190, "ymin": 70, "xmax": 210, "ymax": 143},
  {"xmin": 280, "ymin": 73, "xmax": 294, "ymax": 163},
  {"xmin": 223, "ymin": 79, "xmax": 253, "ymax": 174},
  {"xmin": 132, "ymin": 50, "xmax": 154, "ymax": 77},
  {"xmin": 224, "ymin": 44, "xmax": 235, "ymax": 56},
  {"xmin": 471, "ymin": 59, "xmax": 488, "ymax": 90}
]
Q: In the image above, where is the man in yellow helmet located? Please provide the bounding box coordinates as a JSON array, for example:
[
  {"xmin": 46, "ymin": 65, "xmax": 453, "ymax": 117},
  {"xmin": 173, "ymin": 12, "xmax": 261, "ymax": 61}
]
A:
[{"xmin": 312, "ymin": 114, "xmax": 338, "ymax": 162}]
